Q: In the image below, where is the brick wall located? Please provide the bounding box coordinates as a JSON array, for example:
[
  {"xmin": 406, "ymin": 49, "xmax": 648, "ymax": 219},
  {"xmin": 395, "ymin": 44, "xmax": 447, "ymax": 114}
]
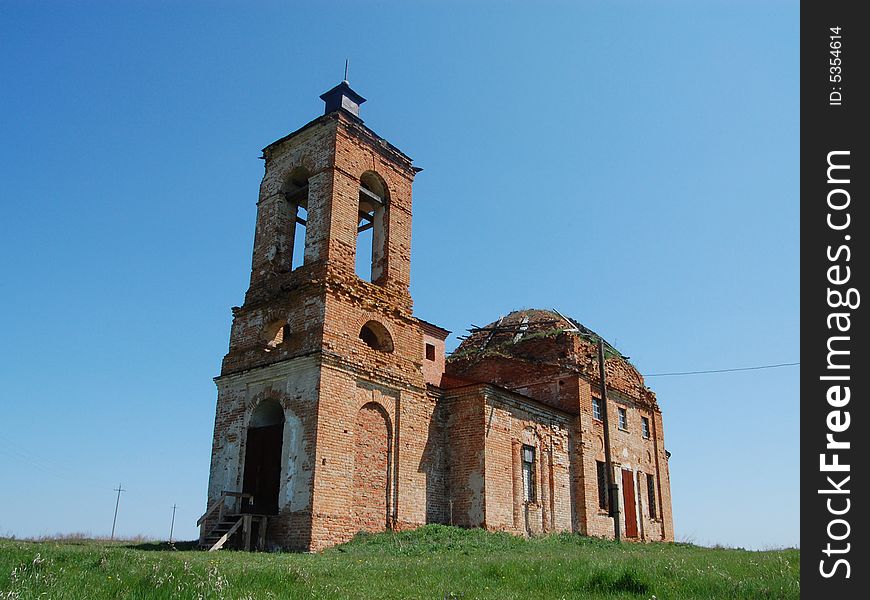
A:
[
  {"xmin": 479, "ymin": 387, "xmax": 572, "ymax": 535},
  {"xmin": 353, "ymin": 402, "xmax": 391, "ymax": 531},
  {"xmin": 442, "ymin": 388, "xmax": 486, "ymax": 528}
]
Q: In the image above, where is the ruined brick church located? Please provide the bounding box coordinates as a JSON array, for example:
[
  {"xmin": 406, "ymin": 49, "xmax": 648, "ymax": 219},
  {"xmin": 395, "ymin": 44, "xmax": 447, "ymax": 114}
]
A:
[{"xmin": 199, "ymin": 81, "xmax": 674, "ymax": 551}]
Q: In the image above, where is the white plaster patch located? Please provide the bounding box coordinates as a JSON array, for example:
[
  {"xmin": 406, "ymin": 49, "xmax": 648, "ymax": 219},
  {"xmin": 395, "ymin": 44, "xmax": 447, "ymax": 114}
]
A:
[
  {"xmin": 207, "ymin": 382, "xmax": 247, "ymax": 504},
  {"xmin": 281, "ymin": 410, "xmax": 308, "ymax": 510},
  {"xmin": 210, "ymin": 437, "xmax": 239, "ymax": 501}
]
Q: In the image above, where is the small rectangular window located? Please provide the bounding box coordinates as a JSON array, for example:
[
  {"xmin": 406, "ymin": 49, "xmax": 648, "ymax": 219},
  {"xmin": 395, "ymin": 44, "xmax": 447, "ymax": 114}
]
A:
[
  {"xmin": 425, "ymin": 343, "xmax": 436, "ymax": 361},
  {"xmin": 596, "ymin": 460, "xmax": 609, "ymax": 511},
  {"xmin": 647, "ymin": 473, "xmax": 657, "ymax": 519},
  {"xmin": 592, "ymin": 397, "xmax": 602, "ymax": 421},
  {"xmin": 522, "ymin": 445, "xmax": 536, "ymax": 503},
  {"xmin": 618, "ymin": 407, "xmax": 628, "ymax": 430},
  {"xmin": 641, "ymin": 416, "xmax": 650, "ymax": 439}
]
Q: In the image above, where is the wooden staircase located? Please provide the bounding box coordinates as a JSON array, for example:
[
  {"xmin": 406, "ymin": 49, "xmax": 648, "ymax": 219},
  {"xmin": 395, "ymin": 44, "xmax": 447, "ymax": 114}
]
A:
[{"xmin": 197, "ymin": 491, "xmax": 270, "ymax": 551}]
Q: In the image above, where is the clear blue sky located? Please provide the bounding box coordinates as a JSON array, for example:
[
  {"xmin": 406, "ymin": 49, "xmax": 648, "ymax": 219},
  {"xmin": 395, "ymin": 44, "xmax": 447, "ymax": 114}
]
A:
[{"xmin": 0, "ymin": 1, "xmax": 798, "ymax": 549}]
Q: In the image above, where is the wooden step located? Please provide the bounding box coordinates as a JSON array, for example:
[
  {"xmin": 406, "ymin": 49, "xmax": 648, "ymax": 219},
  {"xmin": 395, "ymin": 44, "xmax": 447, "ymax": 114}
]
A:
[{"xmin": 199, "ymin": 513, "xmax": 268, "ymax": 552}]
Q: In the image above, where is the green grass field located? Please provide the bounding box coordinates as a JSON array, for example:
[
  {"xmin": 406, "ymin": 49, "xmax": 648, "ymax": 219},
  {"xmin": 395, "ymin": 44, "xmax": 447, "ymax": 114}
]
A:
[{"xmin": 0, "ymin": 525, "xmax": 798, "ymax": 599}]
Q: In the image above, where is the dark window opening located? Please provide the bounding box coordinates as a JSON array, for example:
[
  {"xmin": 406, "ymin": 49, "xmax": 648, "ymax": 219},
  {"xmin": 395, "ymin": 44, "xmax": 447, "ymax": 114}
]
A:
[
  {"xmin": 597, "ymin": 460, "xmax": 609, "ymax": 511},
  {"xmin": 522, "ymin": 445, "xmax": 536, "ymax": 503},
  {"xmin": 641, "ymin": 416, "xmax": 651, "ymax": 439},
  {"xmin": 425, "ymin": 343, "xmax": 436, "ymax": 361},
  {"xmin": 359, "ymin": 320, "xmax": 394, "ymax": 353},
  {"xmin": 360, "ymin": 326, "xmax": 378, "ymax": 348},
  {"xmin": 592, "ymin": 397, "xmax": 602, "ymax": 421},
  {"xmin": 647, "ymin": 473, "xmax": 657, "ymax": 519},
  {"xmin": 618, "ymin": 407, "xmax": 628, "ymax": 430}
]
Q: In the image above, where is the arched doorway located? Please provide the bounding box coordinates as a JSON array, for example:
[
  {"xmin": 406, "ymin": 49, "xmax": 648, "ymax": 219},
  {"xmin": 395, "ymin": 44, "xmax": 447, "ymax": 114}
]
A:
[
  {"xmin": 243, "ymin": 399, "xmax": 284, "ymax": 515},
  {"xmin": 353, "ymin": 402, "xmax": 391, "ymax": 532}
]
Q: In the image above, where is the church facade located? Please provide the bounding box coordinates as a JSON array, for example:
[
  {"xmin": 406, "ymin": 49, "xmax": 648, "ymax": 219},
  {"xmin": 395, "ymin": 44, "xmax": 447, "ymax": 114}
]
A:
[{"xmin": 200, "ymin": 82, "xmax": 674, "ymax": 551}]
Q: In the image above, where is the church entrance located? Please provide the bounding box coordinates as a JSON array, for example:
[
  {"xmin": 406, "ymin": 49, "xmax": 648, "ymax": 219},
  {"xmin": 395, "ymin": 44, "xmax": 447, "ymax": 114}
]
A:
[
  {"xmin": 622, "ymin": 468, "xmax": 638, "ymax": 538},
  {"xmin": 243, "ymin": 399, "xmax": 284, "ymax": 515}
]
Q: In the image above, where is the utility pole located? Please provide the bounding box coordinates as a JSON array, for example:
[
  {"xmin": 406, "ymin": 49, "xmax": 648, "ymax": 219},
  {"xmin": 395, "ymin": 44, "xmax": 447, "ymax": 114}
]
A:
[
  {"xmin": 598, "ymin": 339, "xmax": 621, "ymax": 542},
  {"xmin": 169, "ymin": 504, "xmax": 177, "ymax": 543},
  {"xmin": 110, "ymin": 483, "xmax": 125, "ymax": 541}
]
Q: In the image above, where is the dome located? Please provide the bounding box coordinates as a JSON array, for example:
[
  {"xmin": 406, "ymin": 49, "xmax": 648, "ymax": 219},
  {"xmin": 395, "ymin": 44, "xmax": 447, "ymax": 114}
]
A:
[
  {"xmin": 446, "ymin": 309, "xmax": 655, "ymax": 405},
  {"xmin": 447, "ymin": 308, "xmax": 646, "ymax": 392},
  {"xmin": 451, "ymin": 308, "xmax": 624, "ymax": 359}
]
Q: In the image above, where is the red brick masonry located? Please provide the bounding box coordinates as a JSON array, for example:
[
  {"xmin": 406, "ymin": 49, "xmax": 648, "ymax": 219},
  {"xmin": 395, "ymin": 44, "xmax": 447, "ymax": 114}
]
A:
[{"xmin": 202, "ymin": 93, "xmax": 674, "ymax": 551}]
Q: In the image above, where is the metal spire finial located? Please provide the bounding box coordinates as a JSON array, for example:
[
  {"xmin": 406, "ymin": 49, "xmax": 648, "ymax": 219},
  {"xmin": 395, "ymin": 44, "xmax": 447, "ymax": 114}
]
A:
[{"xmin": 344, "ymin": 59, "xmax": 349, "ymax": 83}]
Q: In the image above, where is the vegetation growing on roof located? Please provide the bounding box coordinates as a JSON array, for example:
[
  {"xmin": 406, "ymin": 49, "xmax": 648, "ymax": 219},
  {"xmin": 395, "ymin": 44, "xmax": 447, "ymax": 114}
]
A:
[
  {"xmin": 448, "ymin": 327, "xmax": 569, "ymax": 362},
  {"xmin": 448, "ymin": 309, "xmax": 629, "ymax": 365}
]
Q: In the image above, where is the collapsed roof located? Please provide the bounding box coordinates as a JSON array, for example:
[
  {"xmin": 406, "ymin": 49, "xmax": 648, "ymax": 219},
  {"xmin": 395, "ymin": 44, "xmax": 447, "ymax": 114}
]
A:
[
  {"xmin": 451, "ymin": 308, "xmax": 626, "ymax": 362},
  {"xmin": 447, "ymin": 309, "xmax": 654, "ymax": 407}
]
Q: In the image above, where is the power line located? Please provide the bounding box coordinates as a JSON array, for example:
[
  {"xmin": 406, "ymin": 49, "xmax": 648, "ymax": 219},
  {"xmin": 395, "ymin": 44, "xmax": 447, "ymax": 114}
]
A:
[
  {"xmin": 645, "ymin": 362, "xmax": 799, "ymax": 377},
  {"xmin": 0, "ymin": 435, "xmax": 119, "ymax": 491}
]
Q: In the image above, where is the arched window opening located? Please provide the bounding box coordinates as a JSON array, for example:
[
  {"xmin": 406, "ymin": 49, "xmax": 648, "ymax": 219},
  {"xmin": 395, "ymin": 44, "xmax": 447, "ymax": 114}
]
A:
[
  {"xmin": 263, "ymin": 320, "xmax": 289, "ymax": 351},
  {"xmin": 250, "ymin": 398, "xmax": 284, "ymax": 428},
  {"xmin": 359, "ymin": 320, "xmax": 394, "ymax": 353},
  {"xmin": 284, "ymin": 168, "xmax": 310, "ymax": 271},
  {"xmin": 356, "ymin": 172, "xmax": 388, "ymax": 282}
]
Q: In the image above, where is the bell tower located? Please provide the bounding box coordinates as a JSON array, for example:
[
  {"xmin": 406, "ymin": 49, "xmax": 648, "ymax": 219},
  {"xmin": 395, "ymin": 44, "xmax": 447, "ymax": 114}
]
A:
[
  {"xmin": 221, "ymin": 79, "xmax": 420, "ymax": 377},
  {"xmin": 202, "ymin": 81, "xmax": 448, "ymax": 551}
]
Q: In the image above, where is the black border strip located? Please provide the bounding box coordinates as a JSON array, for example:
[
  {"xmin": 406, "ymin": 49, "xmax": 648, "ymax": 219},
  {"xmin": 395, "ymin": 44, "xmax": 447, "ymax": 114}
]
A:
[{"xmin": 801, "ymin": 1, "xmax": 868, "ymax": 594}]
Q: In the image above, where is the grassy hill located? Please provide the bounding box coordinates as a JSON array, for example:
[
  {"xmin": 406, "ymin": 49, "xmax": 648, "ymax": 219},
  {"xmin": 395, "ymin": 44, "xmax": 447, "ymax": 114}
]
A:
[{"xmin": 0, "ymin": 525, "xmax": 798, "ymax": 599}]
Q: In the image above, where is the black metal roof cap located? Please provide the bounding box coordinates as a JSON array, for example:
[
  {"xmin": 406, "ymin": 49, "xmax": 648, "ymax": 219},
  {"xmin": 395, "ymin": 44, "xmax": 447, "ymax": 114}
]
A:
[{"xmin": 319, "ymin": 80, "xmax": 366, "ymax": 118}]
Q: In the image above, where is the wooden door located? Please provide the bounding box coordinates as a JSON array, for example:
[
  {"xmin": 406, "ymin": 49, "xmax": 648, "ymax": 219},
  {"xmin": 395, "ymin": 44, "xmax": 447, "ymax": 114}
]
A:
[
  {"xmin": 621, "ymin": 469, "xmax": 638, "ymax": 538},
  {"xmin": 242, "ymin": 423, "xmax": 283, "ymax": 515}
]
